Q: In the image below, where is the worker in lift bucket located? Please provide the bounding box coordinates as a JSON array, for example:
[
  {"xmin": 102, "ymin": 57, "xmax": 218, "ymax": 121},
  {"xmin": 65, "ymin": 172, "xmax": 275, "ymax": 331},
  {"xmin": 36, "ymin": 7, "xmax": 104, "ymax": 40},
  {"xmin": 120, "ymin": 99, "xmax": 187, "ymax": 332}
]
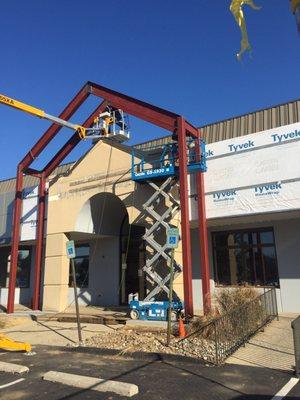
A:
[{"xmin": 102, "ymin": 115, "xmax": 114, "ymax": 136}]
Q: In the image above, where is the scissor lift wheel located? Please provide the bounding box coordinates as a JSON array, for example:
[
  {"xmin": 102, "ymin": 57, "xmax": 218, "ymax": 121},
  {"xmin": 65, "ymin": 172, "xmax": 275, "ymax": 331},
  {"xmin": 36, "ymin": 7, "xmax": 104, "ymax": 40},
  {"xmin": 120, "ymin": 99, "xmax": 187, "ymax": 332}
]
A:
[{"xmin": 130, "ymin": 309, "xmax": 140, "ymax": 320}]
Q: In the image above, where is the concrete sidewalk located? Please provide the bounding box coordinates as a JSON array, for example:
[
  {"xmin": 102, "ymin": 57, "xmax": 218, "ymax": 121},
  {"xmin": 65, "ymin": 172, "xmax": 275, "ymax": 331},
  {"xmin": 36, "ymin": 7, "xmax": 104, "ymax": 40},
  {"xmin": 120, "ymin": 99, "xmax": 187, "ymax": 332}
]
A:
[
  {"xmin": 227, "ymin": 315, "xmax": 297, "ymax": 372},
  {"xmin": 1, "ymin": 318, "xmax": 119, "ymax": 347}
]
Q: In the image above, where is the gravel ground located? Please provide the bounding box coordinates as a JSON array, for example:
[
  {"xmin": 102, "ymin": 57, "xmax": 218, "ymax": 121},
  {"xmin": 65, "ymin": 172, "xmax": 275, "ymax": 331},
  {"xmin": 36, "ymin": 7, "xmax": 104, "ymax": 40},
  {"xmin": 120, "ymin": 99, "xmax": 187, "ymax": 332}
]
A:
[{"xmin": 84, "ymin": 328, "xmax": 216, "ymax": 361}]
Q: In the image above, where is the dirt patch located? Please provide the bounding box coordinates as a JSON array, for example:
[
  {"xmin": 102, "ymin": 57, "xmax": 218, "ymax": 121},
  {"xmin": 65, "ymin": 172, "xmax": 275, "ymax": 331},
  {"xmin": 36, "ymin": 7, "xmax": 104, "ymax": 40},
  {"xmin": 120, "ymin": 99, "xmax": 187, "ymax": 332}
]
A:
[
  {"xmin": 0, "ymin": 316, "xmax": 30, "ymax": 329},
  {"xmin": 84, "ymin": 328, "xmax": 215, "ymax": 361}
]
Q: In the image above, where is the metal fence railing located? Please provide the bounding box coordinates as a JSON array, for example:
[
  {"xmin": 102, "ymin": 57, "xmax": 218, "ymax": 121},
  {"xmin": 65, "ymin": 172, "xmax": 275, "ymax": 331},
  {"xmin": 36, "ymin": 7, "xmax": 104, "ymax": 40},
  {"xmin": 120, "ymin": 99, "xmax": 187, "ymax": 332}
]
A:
[{"xmin": 177, "ymin": 287, "xmax": 278, "ymax": 365}]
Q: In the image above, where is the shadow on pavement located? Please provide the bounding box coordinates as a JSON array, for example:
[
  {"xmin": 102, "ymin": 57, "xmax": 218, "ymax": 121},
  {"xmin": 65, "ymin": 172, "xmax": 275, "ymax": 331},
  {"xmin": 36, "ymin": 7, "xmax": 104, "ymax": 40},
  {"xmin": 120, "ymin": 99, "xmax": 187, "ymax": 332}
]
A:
[
  {"xmin": 0, "ymin": 343, "xmax": 298, "ymax": 400},
  {"xmin": 47, "ymin": 345, "xmax": 297, "ymax": 400}
]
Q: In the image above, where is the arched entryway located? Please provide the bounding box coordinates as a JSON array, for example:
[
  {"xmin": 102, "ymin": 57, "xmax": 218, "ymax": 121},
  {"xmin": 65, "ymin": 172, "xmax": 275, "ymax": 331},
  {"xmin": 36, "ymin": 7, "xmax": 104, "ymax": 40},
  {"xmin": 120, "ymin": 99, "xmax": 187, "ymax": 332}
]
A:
[
  {"xmin": 120, "ymin": 215, "xmax": 146, "ymax": 304},
  {"xmin": 72, "ymin": 192, "xmax": 145, "ymax": 306}
]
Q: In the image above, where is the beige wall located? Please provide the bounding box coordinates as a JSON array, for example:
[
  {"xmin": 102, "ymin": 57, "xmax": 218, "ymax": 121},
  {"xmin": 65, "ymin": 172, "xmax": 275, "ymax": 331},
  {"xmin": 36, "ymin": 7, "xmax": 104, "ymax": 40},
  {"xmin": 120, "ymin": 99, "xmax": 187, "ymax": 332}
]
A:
[
  {"xmin": 43, "ymin": 233, "xmax": 69, "ymax": 311},
  {"xmin": 42, "ymin": 140, "xmax": 186, "ymax": 311}
]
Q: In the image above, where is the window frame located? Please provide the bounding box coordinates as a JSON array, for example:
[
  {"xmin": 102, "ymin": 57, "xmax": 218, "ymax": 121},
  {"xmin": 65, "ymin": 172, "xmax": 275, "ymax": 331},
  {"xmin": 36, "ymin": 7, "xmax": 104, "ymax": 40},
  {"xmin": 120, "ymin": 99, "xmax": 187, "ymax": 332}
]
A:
[
  {"xmin": 212, "ymin": 227, "xmax": 280, "ymax": 288},
  {"xmin": 0, "ymin": 245, "xmax": 32, "ymax": 289},
  {"xmin": 68, "ymin": 243, "xmax": 90, "ymax": 289}
]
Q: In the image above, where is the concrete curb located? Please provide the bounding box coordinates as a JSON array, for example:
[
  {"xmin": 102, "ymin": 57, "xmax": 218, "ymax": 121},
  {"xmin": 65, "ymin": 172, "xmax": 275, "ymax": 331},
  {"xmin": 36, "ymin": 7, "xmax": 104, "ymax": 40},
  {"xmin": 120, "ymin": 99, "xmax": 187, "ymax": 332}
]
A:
[
  {"xmin": 43, "ymin": 371, "xmax": 139, "ymax": 397},
  {"xmin": 0, "ymin": 361, "xmax": 29, "ymax": 374}
]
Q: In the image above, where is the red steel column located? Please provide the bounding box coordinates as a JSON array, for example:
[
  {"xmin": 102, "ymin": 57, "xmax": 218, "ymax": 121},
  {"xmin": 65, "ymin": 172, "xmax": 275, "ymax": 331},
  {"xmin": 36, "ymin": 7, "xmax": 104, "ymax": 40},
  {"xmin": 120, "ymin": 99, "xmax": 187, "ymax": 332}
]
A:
[
  {"xmin": 177, "ymin": 116, "xmax": 194, "ymax": 317},
  {"xmin": 7, "ymin": 167, "xmax": 24, "ymax": 313},
  {"xmin": 32, "ymin": 174, "xmax": 46, "ymax": 310},
  {"xmin": 197, "ymin": 146, "xmax": 211, "ymax": 314}
]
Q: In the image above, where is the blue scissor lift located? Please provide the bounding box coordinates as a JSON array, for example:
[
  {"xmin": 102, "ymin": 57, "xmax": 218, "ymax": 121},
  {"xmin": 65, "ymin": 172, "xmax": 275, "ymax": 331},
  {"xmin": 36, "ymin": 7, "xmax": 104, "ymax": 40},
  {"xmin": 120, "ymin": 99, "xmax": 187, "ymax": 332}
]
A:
[
  {"xmin": 131, "ymin": 139, "xmax": 206, "ymax": 182},
  {"xmin": 129, "ymin": 138, "xmax": 206, "ymax": 321}
]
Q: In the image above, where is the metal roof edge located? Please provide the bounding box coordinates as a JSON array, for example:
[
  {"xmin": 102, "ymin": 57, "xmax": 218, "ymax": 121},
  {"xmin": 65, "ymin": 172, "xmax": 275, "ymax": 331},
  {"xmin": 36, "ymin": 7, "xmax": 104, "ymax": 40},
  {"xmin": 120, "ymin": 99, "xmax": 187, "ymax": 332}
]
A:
[{"xmin": 198, "ymin": 98, "xmax": 300, "ymax": 129}]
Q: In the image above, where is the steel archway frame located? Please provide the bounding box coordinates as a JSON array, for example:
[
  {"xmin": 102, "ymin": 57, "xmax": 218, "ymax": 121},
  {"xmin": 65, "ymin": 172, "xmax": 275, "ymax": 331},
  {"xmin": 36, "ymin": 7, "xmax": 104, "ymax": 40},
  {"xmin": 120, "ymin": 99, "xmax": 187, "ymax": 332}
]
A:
[{"xmin": 7, "ymin": 82, "xmax": 211, "ymax": 316}]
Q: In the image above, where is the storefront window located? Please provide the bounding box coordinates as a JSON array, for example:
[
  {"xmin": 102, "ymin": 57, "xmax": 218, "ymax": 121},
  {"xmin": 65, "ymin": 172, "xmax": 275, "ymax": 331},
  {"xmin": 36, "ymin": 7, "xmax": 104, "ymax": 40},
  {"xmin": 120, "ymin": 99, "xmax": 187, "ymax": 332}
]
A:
[
  {"xmin": 212, "ymin": 228, "xmax": 279, "ymax": 287},
  {"xmin": 16, "ymin": 249, "xmax": 32, "ymax": 288},
  {"xmin": 0, "ymin": 246, "xmax": 32, "ymax": 288},
  {"xmin": 69, "ymin": 244, "xmax": 89, "ymax": 288},
  {"xmin": 0, "ymin": 247, "xmax": 10, "ymax": 288}
]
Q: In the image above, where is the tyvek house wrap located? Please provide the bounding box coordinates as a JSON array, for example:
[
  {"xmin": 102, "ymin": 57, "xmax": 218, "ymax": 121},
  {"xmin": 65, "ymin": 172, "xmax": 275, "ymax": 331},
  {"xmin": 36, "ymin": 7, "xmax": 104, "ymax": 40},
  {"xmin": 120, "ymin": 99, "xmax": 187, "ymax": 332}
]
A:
[{"xmin": 189, "ymin": 122, "xmax": 300, "ymax": 220}]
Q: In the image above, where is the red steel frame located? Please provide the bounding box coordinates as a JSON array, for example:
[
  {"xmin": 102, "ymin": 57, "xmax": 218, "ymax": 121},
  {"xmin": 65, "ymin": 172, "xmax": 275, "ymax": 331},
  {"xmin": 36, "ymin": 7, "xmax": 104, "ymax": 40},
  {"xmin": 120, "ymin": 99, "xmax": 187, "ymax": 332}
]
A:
[
  {"xmin": 6, "ymin": 82, "xmax": 211, "ymax": 316},
  {"xmin": 197, "ymin": 131, "xmax": 211, "ymax": 314}
]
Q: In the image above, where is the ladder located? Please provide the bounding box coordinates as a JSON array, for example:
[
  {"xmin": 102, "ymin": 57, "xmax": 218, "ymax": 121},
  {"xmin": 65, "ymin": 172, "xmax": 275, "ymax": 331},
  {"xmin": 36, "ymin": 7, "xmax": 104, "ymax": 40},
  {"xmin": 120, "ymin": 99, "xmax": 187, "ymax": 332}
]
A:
[{"xmin": 142, "ymin": 176, "xmax": 182, "ymax": 302}]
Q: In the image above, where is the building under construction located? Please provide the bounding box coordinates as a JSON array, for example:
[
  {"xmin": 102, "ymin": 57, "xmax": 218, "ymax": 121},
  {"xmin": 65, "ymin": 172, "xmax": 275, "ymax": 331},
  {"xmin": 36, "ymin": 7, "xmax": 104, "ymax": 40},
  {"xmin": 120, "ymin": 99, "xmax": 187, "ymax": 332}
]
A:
[{"xmin": 0, "ymin": 83, "xmax": 299, "ymax": 314}]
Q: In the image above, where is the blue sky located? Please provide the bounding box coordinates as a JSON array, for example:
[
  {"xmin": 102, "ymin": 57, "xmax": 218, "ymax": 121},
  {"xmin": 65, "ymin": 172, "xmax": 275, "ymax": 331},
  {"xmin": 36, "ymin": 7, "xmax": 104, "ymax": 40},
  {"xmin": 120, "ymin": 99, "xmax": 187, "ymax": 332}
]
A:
[{"xmin": 0, "ymin": 0, "xmax": 299, "ymax": 179}]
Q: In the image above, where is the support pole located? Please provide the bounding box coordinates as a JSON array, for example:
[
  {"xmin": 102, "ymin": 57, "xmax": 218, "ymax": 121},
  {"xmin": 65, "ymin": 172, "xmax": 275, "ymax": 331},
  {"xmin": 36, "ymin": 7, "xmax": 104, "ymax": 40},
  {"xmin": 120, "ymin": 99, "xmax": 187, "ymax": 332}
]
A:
[
  {"xmin": 167, "ymin": 248, "xmax": 175, "ymax": 346},
  {"xmin": 7, "ymin": 167, "xmax": 24, "ymax": 313},
  {"xmin": 71, "ymin": 258, "xmax": 83, "ymax": 344},
  {"xmin": 177, "ymin": 117, "xmax": 194, "ymax": 317},
  {"xmin": 32, "ymin": 174, "xmax": 46, "ymax": 310},
  {"xmin": 197, "ymin": 165, "xmax": 211, "ymax": 315}
]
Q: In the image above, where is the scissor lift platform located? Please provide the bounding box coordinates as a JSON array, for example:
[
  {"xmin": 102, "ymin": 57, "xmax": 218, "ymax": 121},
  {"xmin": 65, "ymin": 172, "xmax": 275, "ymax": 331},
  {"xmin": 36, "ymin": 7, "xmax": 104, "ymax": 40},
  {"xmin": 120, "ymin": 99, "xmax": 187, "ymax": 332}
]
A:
[{"xmin": 131, "ymin": 139, "xmax": 206, "ymax": 182}]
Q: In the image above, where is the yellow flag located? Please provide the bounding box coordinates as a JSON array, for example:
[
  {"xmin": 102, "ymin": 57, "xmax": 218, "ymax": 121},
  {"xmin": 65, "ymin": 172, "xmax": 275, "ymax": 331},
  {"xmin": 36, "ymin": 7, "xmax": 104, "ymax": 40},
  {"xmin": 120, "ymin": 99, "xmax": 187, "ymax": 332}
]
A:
[{"xmin": 230, "ymin": 0, "xmax": 261, "ymax": 60}]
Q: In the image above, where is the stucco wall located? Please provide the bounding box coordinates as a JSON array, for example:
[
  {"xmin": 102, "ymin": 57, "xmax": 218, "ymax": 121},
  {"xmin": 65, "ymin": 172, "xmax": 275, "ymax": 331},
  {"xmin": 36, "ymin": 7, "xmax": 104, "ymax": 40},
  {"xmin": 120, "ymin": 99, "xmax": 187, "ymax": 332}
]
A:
[
  {"xmin": 46, "ymin": 141, "xmax": 146, "ymax": 235},
  {"xmin": 43, "ymin": 140, "xmax": 185, "ymax": 310},
  {"xmin": 68, "ymin": 237, "xmax": 120, "ymax": 306},
  {"xmin": 273, "ymin": 218, "xmax": 300, "ymax": 312},
  {"xmin": 191, "ymin": 228, "xmax": 215, "ymax": 314}
]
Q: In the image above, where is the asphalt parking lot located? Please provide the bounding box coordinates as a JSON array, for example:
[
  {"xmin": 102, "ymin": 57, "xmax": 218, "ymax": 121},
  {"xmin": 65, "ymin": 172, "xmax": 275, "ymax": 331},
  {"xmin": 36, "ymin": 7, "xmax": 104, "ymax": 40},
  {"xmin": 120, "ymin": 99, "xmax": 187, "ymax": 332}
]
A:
[{"xmin": 0, "ymin": 345, "xmax": 299, "ymax": 400}]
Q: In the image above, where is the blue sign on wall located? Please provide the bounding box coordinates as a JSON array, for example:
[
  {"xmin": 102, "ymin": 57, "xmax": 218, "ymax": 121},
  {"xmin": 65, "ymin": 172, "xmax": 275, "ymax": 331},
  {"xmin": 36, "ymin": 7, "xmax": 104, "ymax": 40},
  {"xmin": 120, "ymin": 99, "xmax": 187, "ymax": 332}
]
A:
[
  {"xmin": 167, "ymin": 228, "xmax": 179, "ymax": 249},
  {"xmin": 66, "ymin": 240, "xmax": 76, "ymax": 259}
]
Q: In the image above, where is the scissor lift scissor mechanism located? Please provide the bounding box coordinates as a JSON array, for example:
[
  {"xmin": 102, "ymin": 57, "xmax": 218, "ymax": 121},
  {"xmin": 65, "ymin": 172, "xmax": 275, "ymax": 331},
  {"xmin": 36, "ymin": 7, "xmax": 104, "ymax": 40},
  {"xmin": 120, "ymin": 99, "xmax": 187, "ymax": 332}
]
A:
[
  {"xmin": 142, "ymin": 176, "xmax": 182, "ymax": 301},
  {"xmin": 131, "ymin": 139, "xmax": 206, "ymax": 303}
]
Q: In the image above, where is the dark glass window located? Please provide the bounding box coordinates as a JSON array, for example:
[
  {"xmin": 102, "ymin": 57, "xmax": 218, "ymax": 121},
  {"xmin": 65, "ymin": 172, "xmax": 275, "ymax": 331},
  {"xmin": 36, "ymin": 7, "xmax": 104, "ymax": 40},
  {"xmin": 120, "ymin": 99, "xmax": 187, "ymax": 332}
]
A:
[
  {"xmin": 16, "ymin": 249, "xmax": 32, "ymax": 288},
  {"xmin": 212, "ymin": 228, "xmax": 279, "ymax": 287},
  {"xmin": 69, "ymin": 244, "xmax": 89, "ymax": 288},
  {"xmin": 0, "ymin": 247, "xmax": 9, "ymax": 288},
  {"xmin": 0, "ymin": 246, "xmax": 32, "ymax": 288}
]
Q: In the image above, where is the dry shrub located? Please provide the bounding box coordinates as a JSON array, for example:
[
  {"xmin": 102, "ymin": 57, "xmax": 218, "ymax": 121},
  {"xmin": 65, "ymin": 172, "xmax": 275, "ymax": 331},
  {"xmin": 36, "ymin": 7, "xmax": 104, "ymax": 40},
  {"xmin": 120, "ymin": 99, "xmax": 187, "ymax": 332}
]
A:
[
  {"xmin": 215, "ymin": 287, "xmax": 265, "ymax": 342},
  {"xmin": 189, "ymin": 287, "xmax": 265, "ymax": 341},
  {"xmin": 189, "ymin": 310, "xmax": 219, "ymax": 338},
  {"xmin": 215, "ymin": 287, "xmax": 258, "ymax": 314}
]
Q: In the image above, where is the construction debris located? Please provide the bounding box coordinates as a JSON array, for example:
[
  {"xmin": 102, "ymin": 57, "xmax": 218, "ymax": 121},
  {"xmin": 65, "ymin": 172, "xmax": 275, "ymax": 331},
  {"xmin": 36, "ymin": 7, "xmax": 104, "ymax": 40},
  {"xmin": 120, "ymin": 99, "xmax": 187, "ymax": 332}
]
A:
[{"xmin": 84, "ymin": 328, "xmax": 216, "ymax": 361}]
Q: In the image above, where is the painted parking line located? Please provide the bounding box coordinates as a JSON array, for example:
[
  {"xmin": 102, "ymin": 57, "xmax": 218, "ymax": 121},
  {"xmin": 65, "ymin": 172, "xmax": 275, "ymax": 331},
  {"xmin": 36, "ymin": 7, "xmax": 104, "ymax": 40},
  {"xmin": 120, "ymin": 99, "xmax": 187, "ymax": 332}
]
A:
[
  {"xmin": 271, "ymin": 377, "xmax": 299, "ymax": 400},
  {"xmin": 0, "ymin": 378, "xmax": 25, "ymax": 389}
]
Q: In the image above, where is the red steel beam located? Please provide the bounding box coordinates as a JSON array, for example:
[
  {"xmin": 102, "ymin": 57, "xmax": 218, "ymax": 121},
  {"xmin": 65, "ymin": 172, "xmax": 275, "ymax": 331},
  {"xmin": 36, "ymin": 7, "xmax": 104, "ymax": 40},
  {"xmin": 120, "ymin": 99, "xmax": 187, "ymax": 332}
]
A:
[
  {"xmin": 88, "ymin": 82, "xmax": 178, "ymax": 132},
  {"xmin": 8, "ymin": 84, "xmax": 89, "ymax": 313},
  {"xmin": 185, "ymin": 121, "xmax": 199, "ymax": 138},
  {"xmin": 8, "ymin": 81, "xmax": 203, "ymax": 315},
  {"xmin": 197, "ymin": 148, "xmax": 211, "ymax": 315},
  {"xmin": 32, "ymin": 174, "xmax": 46, "ymax": 310},
  {"xmin": 19, "ymin": 83, "xmax": 90, "ymax": 171},
  {"xmin": 23, "ymin": 168, "xmax": 41, "ymax": 178},
  {"xmin": 43, "ymin": 101, "xmax": 108, "ymax": 178},
  {"xmin": 177, "ymin": 117, "xmax": 194, "ymax": 317},
  {"xmin": 7, "ymin": 167, "xmax": 24, "ymax": 313}
]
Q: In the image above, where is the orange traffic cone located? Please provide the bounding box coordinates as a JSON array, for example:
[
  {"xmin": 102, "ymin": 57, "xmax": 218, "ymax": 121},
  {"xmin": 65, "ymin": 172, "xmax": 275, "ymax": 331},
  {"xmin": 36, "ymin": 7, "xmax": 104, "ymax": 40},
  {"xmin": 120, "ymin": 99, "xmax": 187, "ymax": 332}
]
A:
[{"xmin": 178, "ymin": 315, "xmax": 186, "ymax": 339}]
